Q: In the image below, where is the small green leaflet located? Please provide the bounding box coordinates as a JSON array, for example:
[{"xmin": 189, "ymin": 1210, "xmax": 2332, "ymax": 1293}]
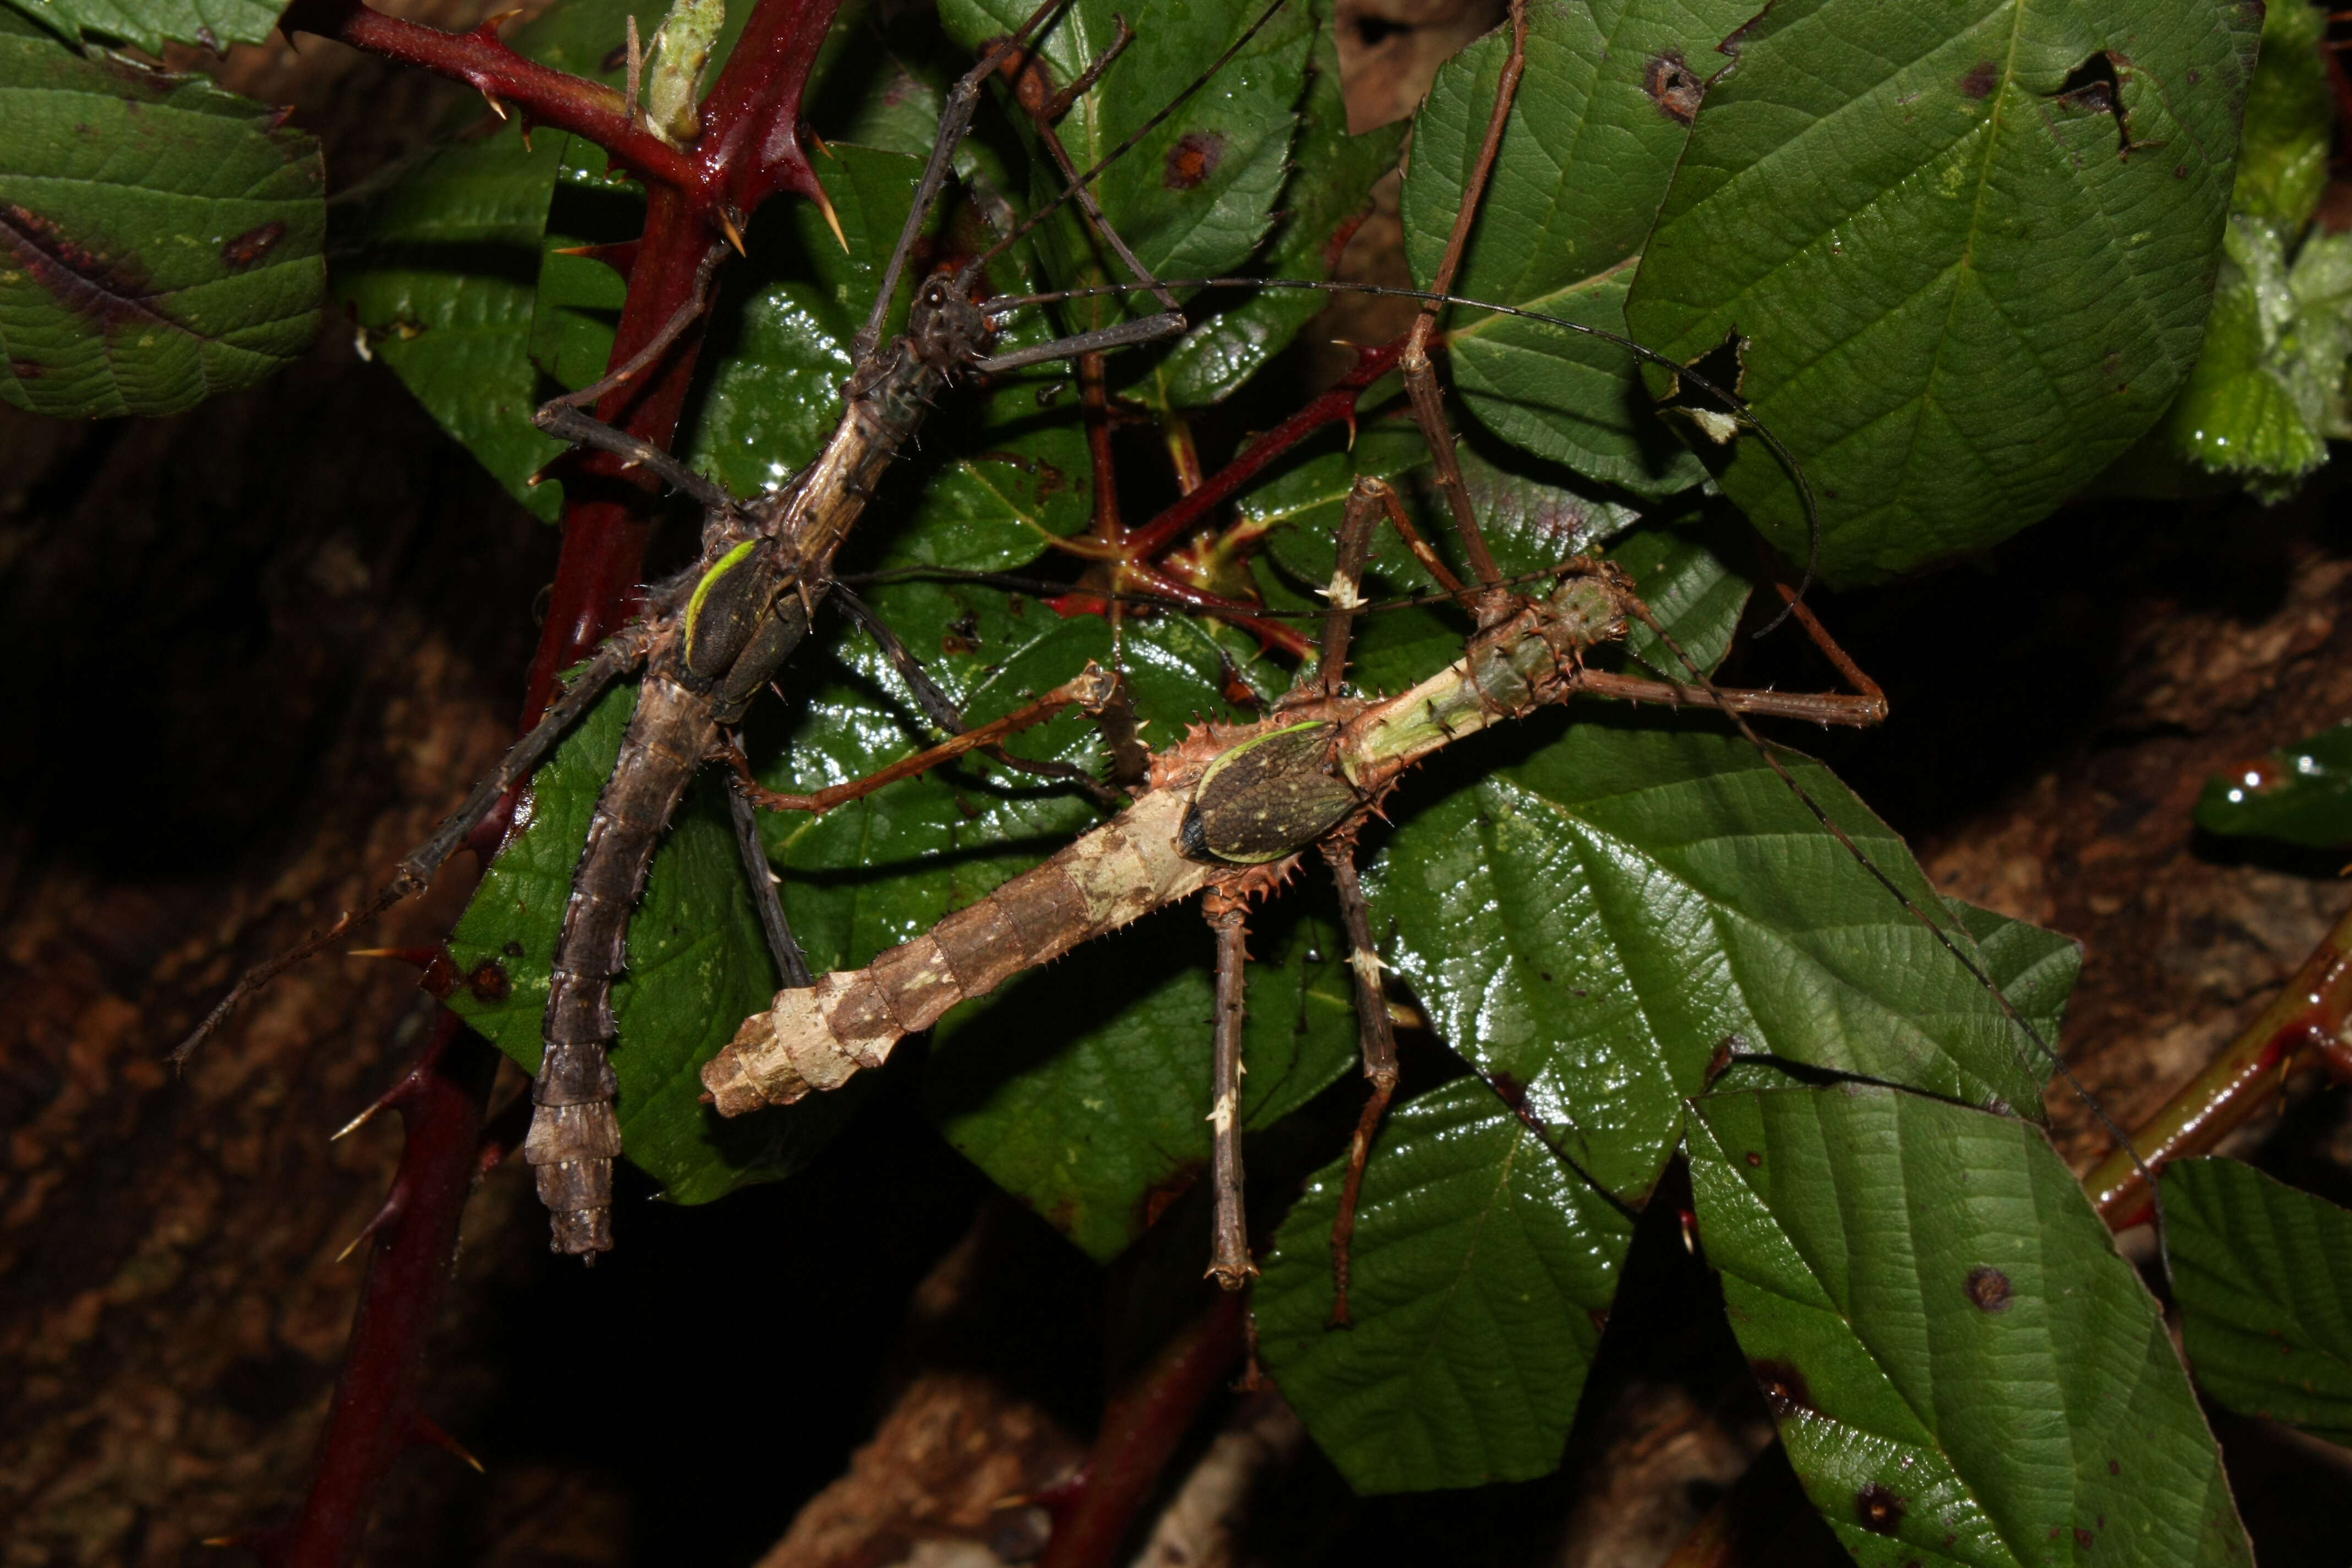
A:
[
  {"xmin": 1688, "ymin": 1085, "xmax": 2251, "ymax": 1567},
  {"xmin": 2195, "ymin": 721, "xmax": 2352, "ymax": 849},
  {"xmin": 2166, "ymin": 1156, "xmax": 2352, "ymax": 1445},
  {"xmin": 0, "ymin": 32, "xmax": 323, "ymax": 417}
]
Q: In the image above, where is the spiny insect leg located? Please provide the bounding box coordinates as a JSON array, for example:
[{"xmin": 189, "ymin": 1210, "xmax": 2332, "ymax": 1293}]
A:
[
  {"xmin": 1398, "ymin": 0, "xmax": 1530, "ymax": 612},
  {"xmin": 851, "ymin": 0, "xmax": 1070, "ymax": 367},
  {"xmin": 172, "ymin": 637, "xmax": 646, "ymax": 1064},
  {"xmin": 727, "ymin": 769, "xmax": 812, "ymax": 989},
  {"xmin": 831, "ymin": 584, "xmax": 1118, "ymax": 804},
  {"xmin": 726, "ymin": 665, "xmax": 1123, "ymax": 816},
  {"xmin": 1204, "ymin": 887, "xmax": 1257, "ymax": 1290},
  {"xmin": 1320, "ymin": 835, "xmax": 1397, "ymax": 1329},
  {"xmin": 533, "ymin": 402, "xmax": 736, "ymax": 513}
]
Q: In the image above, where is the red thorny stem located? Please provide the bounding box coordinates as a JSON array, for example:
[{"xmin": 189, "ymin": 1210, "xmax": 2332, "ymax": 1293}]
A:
[
  {"xmin": 1036, "ymin": 1293, "xmax": 1248, "ymax": 1568},
  {"xmin": 253, "ymin": 1013, "xmax": 498, "ymax": 1568},
  {"xmin": 1049, "ymin": 339, "xmax": 1406, "ymax": 658},
  {"xmin": 251, "ymin": 1, "xmax": 846, "ymax": 1559},
  {"xmin": 2087, "ymin": 897, "xmax": 2352, "ymax": 1230}
]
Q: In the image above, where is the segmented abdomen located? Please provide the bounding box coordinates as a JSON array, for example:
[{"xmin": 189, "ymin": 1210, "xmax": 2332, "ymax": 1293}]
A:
[
  {"xmin": 704, "ymin": 786, "xmax": 1216, "ymax": 1114},
  {"xmin": 526, "ymin": 669, "xmax": 718, "ymax": 1256}
]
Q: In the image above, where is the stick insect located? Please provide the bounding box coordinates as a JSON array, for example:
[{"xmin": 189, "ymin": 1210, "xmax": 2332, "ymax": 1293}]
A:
[{"xmin": 173, "ymin": 0, "xmax": 1297, "ymax": 1256}]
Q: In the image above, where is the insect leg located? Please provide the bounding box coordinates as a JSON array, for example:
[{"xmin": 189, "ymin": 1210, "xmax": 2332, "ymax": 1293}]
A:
[
  {"xmin": 726, "ymin": 663, "xmax": 1124, "ymax": 815},
  {"xmin": 831, "ymin": 584, "xmax": 1120, "ymax": 804},
  {"xmin": 851, "ymin": 0, "xmax": 1071, "ymax": 367},
  {"xmin": 1312, "ymin": 478, "xmax": 1392, "ymax": 700},
  {"xmin": 173, "ymin": 636, "xmax": 646, "ymax": 1063},
  {"xmin": 728, "ymin": 769, "xmax": 812, "ymax": 989},
  {"xmin": 1398, "ymin": 0, "xmax": 1529, "ymax": 609},
  {"xmin": 1319, "ymin": 834, "xmax": 1397, "ymax": 1329},
  {"xmin": 532, "ymin": 403, "xmax": 737, "ymax": 513},
  {"xmin": 1204, "ymin": 886, "xmax": 1258, "ymax": 1289}
]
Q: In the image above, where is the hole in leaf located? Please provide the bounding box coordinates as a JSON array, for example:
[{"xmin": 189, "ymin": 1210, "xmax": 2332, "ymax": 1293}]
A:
[
  {"xmin": 2051, "ymin": 51, "xmax": 2135, "ymax": 156},
  {"xmin": 1657, "ymin": 331, "xmax": 1749, "ymax": 445},
  {"xmin": 1645, "ymin": 50, "xmax": 1705, "ymax": 124}
]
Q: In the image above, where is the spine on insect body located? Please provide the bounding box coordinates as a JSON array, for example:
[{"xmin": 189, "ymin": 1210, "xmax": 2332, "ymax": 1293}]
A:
[
  {"xmin": 703, "ymin": 785, "xmax": 1220, "ymax": 1114},
  {"xmin": 527, "ymin": 668, "xmax": 718, "ymax": 1256}
]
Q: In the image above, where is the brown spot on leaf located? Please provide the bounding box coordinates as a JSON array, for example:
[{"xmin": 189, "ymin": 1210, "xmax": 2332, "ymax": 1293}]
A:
[
  {"xmin": 1488, "ymin": 1070, "xmax": 1527, "ymax": 1110},
  {"xmin": 10, "ymin": 359, "xmax": 43, "ymax": 379},
  {"xmin": 465, "ymin": 959, "xmax": 511, "ymax": 1004},
  {"xmin": 2108, "ymin": 1458, "xmax": 2120, "ymax": 1476},
  {"xmin": 1, "ymin": 203, "xmax": 174, "ymax": 336},
  {"xmin": 941, "ymin": 612, "xmax": 982, "ymax": 656},
  {"xmin": 1164, "ymin": 132, "xmax": 1225, "ymax": 190},
  {"xmin": 1140, "ymin": 1164, "xmax": 1200, "ymax": 1229},
  {"xmin": 1966, "ymin": 1265, "xmax": 2013, "ymax": 1311},
  {"xmin": 1744, "ymin": 1150, "xmax": 1763, "ymax": 1167},
  {"xmin": 1751, "ymin": 1358, "xmax": 1811, "ymax": 1415},
  {"xmin": 1645, "ymin": 50, "xmax": 1705, "ymax": 124},
  {"xmin": 1855, "ymin": 1483, "xmax": 1906, "ymax": 1536},
  {"xmin": 220, "ymin": 221, "xmax": 287, "ymax": 271},
  {"xmin": 2076, "ymin": 1528, "xmax": 2095, "ymax": 1549},
  {"xmin": 1960, "ymin": 61, "xmax": 1999, "ymax": 99}
]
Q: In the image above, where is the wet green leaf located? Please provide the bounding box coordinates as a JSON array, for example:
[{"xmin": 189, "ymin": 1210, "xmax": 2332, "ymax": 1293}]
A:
[
  {"xmin": 1689, "ymin": 1085, "xmax": 2250, "ymax": 1567},
  {"xmin": 0, "ymin": 35, "xmax": 323, "ymax": 416},
  {"xmin": 924, "ymin": 894, "xmax": 1359, "ymax": 1261},
  {"xmin": 2156, "ymin": 218, "xmax": 2352, "ymax": 500},
  {"xmin": 1255, "ymin": 1076, "xmax": 1635, "ymax": 1493},
  {"xmin": 1403, "ymin": 0, "xmax": 1756, "ymax": 494},
  {"xmin": 7, "ymin": 0, "xmax": 280, "ymax": 50},
  {"xmin": 335, "ymin": 123, "xmax": 570, "ymax": 520},
  {"xmin": 1625, "ymin": 0, "xmax": 2261, "ymax": 583},
  {"xmin": 1369, "ymin": 718, "xmax": 2052, "ymax": 1204},
  {"xmin": 943, "ymin": 0, "xmax": 1313, "ymax": 331},
  {"xmin": 2166, "ymin": 1157, "xmax": 2352, "ymax": 1445},
  {"xmin": 2195, "ymin": 721, "xmax": 2352, "ymax": 848},
  {"xmin": 1151, "ymin": 0, "xmax": 1406, "ymax": 409}
]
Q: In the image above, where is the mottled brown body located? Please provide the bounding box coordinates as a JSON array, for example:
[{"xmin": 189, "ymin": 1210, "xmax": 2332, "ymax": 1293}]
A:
[{"xmin": 522, "ymin": 282, "xmax": 997, "ymax": 1254}]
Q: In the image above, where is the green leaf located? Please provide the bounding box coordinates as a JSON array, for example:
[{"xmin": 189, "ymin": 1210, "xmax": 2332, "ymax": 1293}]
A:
[
  {"xmin": 2157, "ymin": 218, "xmax": 2352, "ymax": 499},
  {"xmin": 1368, "ymin": 718, "xmax": 2052, "ymax": 1203},
  {"xmin": 0, "ymin": 35, "xmax": 323, "ymax": 417},
  {"xmin": 334, "ymin": 123, "xmax": 570, "ymax": 520},
  {"xmin": 7, "ymin": 0, "xmax": 281, "ymax": 50},
  {"xmin": 1403, "ymin": 0, "xmax": 1758, "ymax": 495},
  {"xmin": 1255, "ymin": 1075, "xmax": 1635, "ymax": 1494},
  {"xmin": 2230, "ymin": 0, "xmax": 2332, "ymax": 230},
  {"xmin": 2195, "ymin": 721, "xmax": 2352, "ymax": 848},
  {"xmin": 2166, "ymin": 1157, "xmax": 2352, "ymax": 1445},
  {"xmin": 941, "ymin": 0, "xmax": 1313, "ymax": 328},
  {"xmin": 1150, "ymin": 0, "xmax": 1406, "ymax": 409},
  {"xmin": 1625, "ymin": 0, "xmax": 2262, "ymax": 584},
  {"xmin": 447, "ymin": 679, "xmax": 860, "ymax": 1205},
  {"xmin": 1689, "ymin": 1085, "xmax": 2251, "ymax": 1567}
]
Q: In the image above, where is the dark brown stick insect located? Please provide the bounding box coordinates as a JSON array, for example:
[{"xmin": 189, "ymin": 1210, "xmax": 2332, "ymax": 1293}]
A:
[{"xmin": 172, "ymin": 0, "xmax": 1303, "ymax": 1256}]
